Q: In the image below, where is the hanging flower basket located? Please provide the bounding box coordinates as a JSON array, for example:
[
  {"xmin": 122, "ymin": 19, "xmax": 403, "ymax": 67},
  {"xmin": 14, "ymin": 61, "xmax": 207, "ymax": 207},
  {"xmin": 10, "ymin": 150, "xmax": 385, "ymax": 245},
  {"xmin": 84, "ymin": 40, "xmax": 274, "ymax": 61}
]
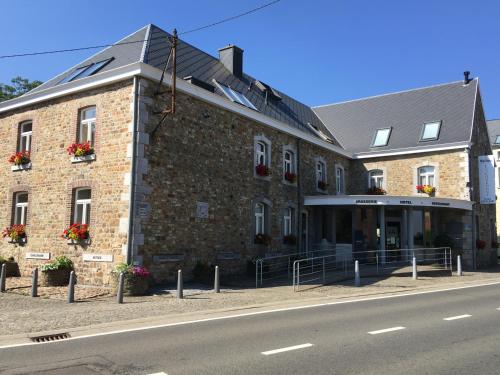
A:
[
  {"xmin": 254, "ymin": 233, "xmax": 272, "ymax": 245},
  {"xmin": 416, "ymin": 185, "xmax": 436, "ymax": 197},
  {"xmin": 284, "ymin": 172, "xmax": 297, "ymax": 183},
  {"xmin": 317, "ymin": 180, "xmax": 329, "ymax": 190},
  {"xmin": 366, "ymin": 187, "xmax": 387, "ymax": 195},
  {"xmin": 67, "ymin": 142, "xmax": 94, "ymax": 157},
  {"xmin": 40, "ymin": 256, "xmax": 74, "ymax": 286},
  {"xmin": 61, "ymin": 224, "xmax": 90, "ymax": 244},
  {"xmin": 2, "ymin": 224, "xmax": 26, "ymax": 244},
  {"xmin": 255, "ymin": 164, "xmax": 271, "ymax": 177},
  {"xmin": 8, "ymin": 151, "xmax": 30, "ymax": 166},
  {"xmin": 111, "ymin": 263, "xmax": 150, "ymax": 296}
]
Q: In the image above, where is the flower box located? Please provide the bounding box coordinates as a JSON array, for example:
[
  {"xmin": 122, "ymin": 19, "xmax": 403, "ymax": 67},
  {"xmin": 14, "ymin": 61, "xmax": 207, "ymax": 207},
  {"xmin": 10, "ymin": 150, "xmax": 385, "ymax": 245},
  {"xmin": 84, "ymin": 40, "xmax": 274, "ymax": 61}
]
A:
[
  {"xmin": 71, "ymin": 154, "xmax": 96, "ymax": 163},
  {"xmin": 111, "ymin": 264, "xmax": 150, "ymax": 296},
  {"xmin": 62, "ymin": 224, "xmax": 90, "ymax": 244},
  {"xmin": 67, "ymin": 142, "xmax": 95, "ymax": 160},
  {"xmin": 416, "ymin": 185, "xmax": 436, "ymax": 197},
  {"xmin": 284, "ymin": 172, "xmax": 297, "ymax": 183},
  {"xmin": 11, "ymin": 162, "xmax": 32, "ymax": 171},
  {"xmin": 317, "ymin": 180, "xmax": 329, "ymax": 190},
  {"xmin": 0, "ymin": 257, "xmax": 20, "ymax": 277},
  {"xmin": 8, "ymin": 151, "xmax": 31, "ymax": 167},
  {"xmin": 254, "ymin": 233, "xmax": 272, "ymax": 245},
  {"xmin": 40, "ymin": 256, "xmax": 74, "ymax": 286},
  {"xmin": 366, "ymin": 187, "xmax": 387, "ymax": 195},
  {"xmin": 2, "ymin": 225, "xmax": 26, "ymax": 244},
  {"xmin": 255, "ymin": 164, "xmax": 271, "ymax": 177}
]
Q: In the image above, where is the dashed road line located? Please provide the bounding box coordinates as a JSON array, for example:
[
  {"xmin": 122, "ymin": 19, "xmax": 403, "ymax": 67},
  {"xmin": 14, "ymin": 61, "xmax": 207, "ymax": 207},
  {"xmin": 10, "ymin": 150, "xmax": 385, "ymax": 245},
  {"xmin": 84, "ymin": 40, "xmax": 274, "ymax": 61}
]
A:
[
  {"xmin": 368, "ymin": 326, "xmax": 406, "ymax": 335},
  {"xmin": 261, "ymin": 343, "xmax": 314, "ymax": 356},
  {"xmin": 443, "ymin": 314, "xmax": 471, "ymax": 321},
  {"xmin": 147, "ymin": 372, "xmax": 168, "ymax": 375}
]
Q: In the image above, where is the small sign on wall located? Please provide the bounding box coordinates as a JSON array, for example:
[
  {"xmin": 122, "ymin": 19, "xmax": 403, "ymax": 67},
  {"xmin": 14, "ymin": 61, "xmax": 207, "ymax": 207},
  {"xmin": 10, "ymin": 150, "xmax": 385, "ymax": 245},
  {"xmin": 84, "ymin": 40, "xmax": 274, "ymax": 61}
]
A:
[
  {"xmin": 196, "ymin": 202, "xmax": 209, "ymax": 219},
  {"xmin": 26, "ymin": 252, "xmax": 50, "ymax": 260},
  {"xmin": 83, "ymin": 254, "xmax": 113, "ymax": 262},
  {"xmin": 478, "ymin": 155, "xmax": 495, "ymax": 204}
]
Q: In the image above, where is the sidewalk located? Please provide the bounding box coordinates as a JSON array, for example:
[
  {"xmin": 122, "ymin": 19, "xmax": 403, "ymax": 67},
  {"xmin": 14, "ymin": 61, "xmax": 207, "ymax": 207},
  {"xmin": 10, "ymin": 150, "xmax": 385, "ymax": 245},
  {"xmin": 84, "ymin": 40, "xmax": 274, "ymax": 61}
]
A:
[{"xmin": 1, "ymin": 269, "xmax": 500, "ymax": 343}]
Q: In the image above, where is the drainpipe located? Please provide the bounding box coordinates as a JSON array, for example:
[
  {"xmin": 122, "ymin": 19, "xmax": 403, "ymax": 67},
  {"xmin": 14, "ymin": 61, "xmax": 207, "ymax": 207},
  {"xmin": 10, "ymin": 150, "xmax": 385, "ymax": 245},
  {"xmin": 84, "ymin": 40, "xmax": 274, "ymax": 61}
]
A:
[
  {"xmin": 466, "ymin": 146, "xmax": 477, "ymax": 270},
  {"xmin": 127, "ymin": 76, "xmax": 140, "ymax": 265},
  {"xmin": 296, "ymin": 138, "xmax": 302, "ymax": 253}
]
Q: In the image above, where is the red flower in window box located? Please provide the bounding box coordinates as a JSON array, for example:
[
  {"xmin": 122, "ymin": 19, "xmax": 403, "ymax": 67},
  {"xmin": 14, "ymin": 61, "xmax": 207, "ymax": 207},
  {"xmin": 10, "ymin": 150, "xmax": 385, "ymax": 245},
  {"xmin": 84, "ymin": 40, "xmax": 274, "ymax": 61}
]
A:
[
  {"xmin": 416, "ymin": 185, "xmax": 436, "ymax": 196},
  {"xmin": 317, "ymin": 180, "xmax": 329, "ymax": 190},
  {"xmin": 255, "ymin": 164, "xmax": 270, "ymax": 177},
  {"xmin": 61, "ymin": 224, "xmax": 89, "ymax": 242},
  {"xmin": 476, "ymin": 239, "xmax": 486, "ymax": 249},
  {"xmin": 283, "ymin": 234, "xmax": 297, "ymax": 245},
  {"xmin": 366, "ymin": 187, "xmax": 387, "ymax": 195},
  {"xmin": 8, "ymin": 151, "xmax": 30, "ymax": 166},
  {"xmin": 254, "ymin": 233, "xmax": 272, "ymax": 245},
  {"xmin": 67, "ymin": 142, "xmax": 94, "ymax": 157},
  {"xmin": 284, "ymin": 172, "xmax": 297, "ymax": 183},
  {"xmin": 2, "ymin": 224, "xmax": 26, "ymax": 242}
]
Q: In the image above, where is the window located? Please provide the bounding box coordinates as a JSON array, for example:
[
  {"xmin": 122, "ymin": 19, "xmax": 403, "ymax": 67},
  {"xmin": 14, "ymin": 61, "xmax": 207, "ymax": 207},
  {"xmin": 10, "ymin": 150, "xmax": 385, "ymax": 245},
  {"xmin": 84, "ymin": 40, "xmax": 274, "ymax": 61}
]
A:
[
  {"xmin": 368, "ymin": 169, "xmax": 384, "ymax": 188},
  {"xmin": 213, "ymin": 80, "xmax": 258, "ymax": 111},
  {"xmin": 283, "ymin": 207, "xmax": 294, "ymax": 236},
  {"xmin": 495, "ymin": 135, "xmax": 500, "ymax": 145},
  {"xmin": 256, "ymin": 141, "xmax": 267, "ymax": 166},
  {"xmin": 283, "ymin": 151, "xmax": 293, "ymax": 174},
  {"xmin": 317, "ymin": 161, "xmax": 326, "ymax": 183},
  {"xmin": 255, "ymin": 203, "xmax": 265, "ymax": 235},
  {"xmin": 371, "ymin": 128, "xmax": 391, "ymax": 147},
  {"xmin": 336, "ymin": 166, "xmax": 345, "ymax": 193},
  {"xmin": 13, "ymin": 192, "xmax": 28, "ymax": 225},
  {"xmin": 74, "ymin": 188, "xmax": 91, "ymax": 225},
  {"xmin": 418, "ymin": 166, "xmax": 435, "ymax": 186},
  {"xmin": 78, "ymin": 107, "xmax": 96, "ymax": 147},
  {"xmin": 420, "ymin": 121, "xmax": 441, "ymax": 141},
  {"xmin": 18, "ymin": 121, "xmax": 32, "ymax": 153},
  {"xmin": 58, "ymin": 58, "xmax": 113, "ymax": 84}
]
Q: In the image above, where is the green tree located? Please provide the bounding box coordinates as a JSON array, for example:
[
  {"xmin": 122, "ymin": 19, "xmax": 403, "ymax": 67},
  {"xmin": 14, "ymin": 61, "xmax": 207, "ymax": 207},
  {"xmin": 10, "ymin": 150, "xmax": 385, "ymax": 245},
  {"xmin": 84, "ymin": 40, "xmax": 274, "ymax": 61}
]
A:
[{"xmin": 0, "ymin": 76, "xmax": 42, "ymax": 102}]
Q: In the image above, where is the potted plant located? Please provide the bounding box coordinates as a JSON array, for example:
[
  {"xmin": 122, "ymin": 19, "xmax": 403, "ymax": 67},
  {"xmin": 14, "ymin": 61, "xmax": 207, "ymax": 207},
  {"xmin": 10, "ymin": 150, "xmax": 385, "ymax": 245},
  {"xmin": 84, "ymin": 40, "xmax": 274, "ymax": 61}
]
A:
[
  {"xmin": 254, "ymin": 233, "xmax": 272, "ymax": 245},
  {"xmin": 317, "ymin": 180, "xmax": 328, "ymax": 190},
  {"xmin": 0, "ymin": 256, "xmax": 20, "ymax": 277},
  {"xmin": 111, "ymin": 263, "xmax": 150, "ymax": 296},
  {"xmin": 61, "ymin": 224, "xmax": 90, "ymax": 244},
  {"xmin": 40, "ymin": 256, "xmax": 74, "ymax": 286},
  {"xmin": 255, "ymin": 164, "xmax": 270, "ymax": 177},
  {"xmin": 283, "ymin": 234, "xmax": 297, "ymax": 245},
  {"xmin": 366, "ymin": 186, "xmax": 387, "ymax": 195},
  {"xmin": 416, "ymin": 185, "xmax": 436, "ymax": 197},
  {"xmin": 284, "ymin": 171, "xmax": 297, "ymax": 183},
  {"xmin": 2, "ymin": 224, "xmax": 26, "ymax": 244},
  {"xmin": 67, "ymin": 142, "xmax": 95, "ymax": 162},
  {"xmin": 8, "ymin": 151, "xmax": 30, "ymax": 166}
]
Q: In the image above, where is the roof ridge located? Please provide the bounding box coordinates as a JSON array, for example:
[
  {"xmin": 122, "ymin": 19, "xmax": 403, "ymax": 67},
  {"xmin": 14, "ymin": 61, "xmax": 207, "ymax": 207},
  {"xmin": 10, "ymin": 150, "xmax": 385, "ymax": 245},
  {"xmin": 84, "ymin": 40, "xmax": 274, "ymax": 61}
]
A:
[
  {"xmin": 140, "ymin": 24, "xmax": 152, "ymax": 62},
  {"xmin": 313, "ymin": 78, "xmax": 478, "ymax": 109}
]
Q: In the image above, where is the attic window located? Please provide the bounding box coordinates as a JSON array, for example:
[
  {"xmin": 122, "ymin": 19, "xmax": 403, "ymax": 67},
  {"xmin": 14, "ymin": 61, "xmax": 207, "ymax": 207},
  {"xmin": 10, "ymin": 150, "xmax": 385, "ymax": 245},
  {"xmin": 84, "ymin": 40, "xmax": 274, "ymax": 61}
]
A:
[
  {"xmin": 420, "ymin": 121, "xmax": 441, "ymax": 141},
  {"xmin": 213, "ymin": 80, "xmax": 258, "ymax": 111},
  {"xmin": 58, "ymin": 58, "xmax": 114, "ymax": 84},
  {"xmin": 495, "ymin": 135, "xmax": 500, "ymax": 145},
  {"xmin": 371, "ymin": 128, "xmax": 391, "ymax": 147},
  {"xmin": 307, "ymin": 123, "xmax": 334, "ymax": 144},
  {"xmin": 254, "ymin": 80, "xmax": 282, "ymax": 102}
]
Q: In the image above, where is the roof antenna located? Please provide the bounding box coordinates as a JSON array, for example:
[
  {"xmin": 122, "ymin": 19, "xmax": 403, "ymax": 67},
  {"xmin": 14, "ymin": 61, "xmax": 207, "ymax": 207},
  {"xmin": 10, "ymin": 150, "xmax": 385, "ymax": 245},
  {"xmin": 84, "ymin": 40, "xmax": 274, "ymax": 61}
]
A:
[{"xmin": 463, "ymin": 71, "xmax": 472, "ymax": 85}]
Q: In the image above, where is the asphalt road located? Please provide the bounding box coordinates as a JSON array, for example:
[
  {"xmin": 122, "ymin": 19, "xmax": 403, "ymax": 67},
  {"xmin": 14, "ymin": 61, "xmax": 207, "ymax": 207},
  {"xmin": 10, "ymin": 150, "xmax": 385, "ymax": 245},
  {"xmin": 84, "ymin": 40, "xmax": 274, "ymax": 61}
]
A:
[{"xmin": 2, "ymin": 283, "xmax": 500, "ymax": 375}]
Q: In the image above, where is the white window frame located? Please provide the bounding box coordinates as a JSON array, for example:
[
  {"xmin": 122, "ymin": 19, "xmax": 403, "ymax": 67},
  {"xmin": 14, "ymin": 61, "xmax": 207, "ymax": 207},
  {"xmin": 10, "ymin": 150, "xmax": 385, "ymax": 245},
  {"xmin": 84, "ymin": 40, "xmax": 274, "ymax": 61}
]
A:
[
  {"xmin": 74, "ymin": 188, "xmax": 91, "ymax": 225},
  {"xmin": 256, "ymin": 141, "xmax": 267, "ymax": 166},
  {"xmin": 317, "ymin": 161, "xmax": 326, "ymax": 183},
  {"xmin": 255, "ymin": 203, "xmax": 265, "ymax": 236},
  {"xmin": 254, "ymin": 135, "xmax": 272, "ymax": 179},
  {"xmin": 78, "ymin": 107, "xmax": 96, "ymax": 147},
  {"xmin": 368, "ymin": 169, "xmax": 384, "ymax": 189},
  {"xmin": 417, "ymin": 166, "xmax": 435, "ymax": 186},
  {"xmin": 284, "ymin": 150, "xmax": 293, "ymax": 174},
  {"xmin": 336, "ymin": 165, "xmax": 345, "ymax": 194},
  {"xmin": 420, "ymin": 121, "xmax": 441, "ymax": 141},
  {"xmin": 14, "ymin": 192, "xmax": 28, "ymax": 225},
  {"xmin": 283, "ymin": 207, "xmax": 293, "ymax": 236},
  {"xmin": 18, "ymin": 121, "xmax": 32, "ymax": 153},
  {"xmin": 371, "ymin": 127, "xmax": 392, "ymax": 147}
]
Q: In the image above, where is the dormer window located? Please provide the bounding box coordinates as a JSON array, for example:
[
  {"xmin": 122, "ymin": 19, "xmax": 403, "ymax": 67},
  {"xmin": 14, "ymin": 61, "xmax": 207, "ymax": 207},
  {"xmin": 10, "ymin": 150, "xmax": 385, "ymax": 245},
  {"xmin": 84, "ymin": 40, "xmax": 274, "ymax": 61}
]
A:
[
  {"xmin": 213, "ymin": 80, "xmax": 258, "ymax": 111},
  {"xmin": 371, "ymin": 128, "xmax": 391, "ymax": 147},
  {"xmin": 420, "ymin": 121, "xmax": 441, "ymax": 141}
]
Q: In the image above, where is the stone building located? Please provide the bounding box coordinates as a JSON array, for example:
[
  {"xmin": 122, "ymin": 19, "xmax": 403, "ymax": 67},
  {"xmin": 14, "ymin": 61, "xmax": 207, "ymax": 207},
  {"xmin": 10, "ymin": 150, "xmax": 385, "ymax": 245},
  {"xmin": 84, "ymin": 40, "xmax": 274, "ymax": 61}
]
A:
[{"xmin": 0, "ymin": 25, "xmax": 496, "ymax": 284}]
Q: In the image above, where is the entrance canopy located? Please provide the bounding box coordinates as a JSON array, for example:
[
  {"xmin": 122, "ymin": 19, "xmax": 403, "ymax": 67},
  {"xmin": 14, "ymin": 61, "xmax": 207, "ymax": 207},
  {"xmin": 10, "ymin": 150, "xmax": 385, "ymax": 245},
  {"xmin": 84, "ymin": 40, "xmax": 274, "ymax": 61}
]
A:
[{"xmin": 304, "ymin": 195, "xmax": 473, "ymax": 211}]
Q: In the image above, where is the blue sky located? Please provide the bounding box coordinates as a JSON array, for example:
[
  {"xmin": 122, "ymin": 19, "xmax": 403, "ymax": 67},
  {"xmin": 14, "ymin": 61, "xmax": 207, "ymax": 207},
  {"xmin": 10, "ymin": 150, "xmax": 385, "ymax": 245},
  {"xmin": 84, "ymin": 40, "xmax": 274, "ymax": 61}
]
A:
[{"xmin": 1, "ymin": 0, "xmax": 499, "ymax": 118}]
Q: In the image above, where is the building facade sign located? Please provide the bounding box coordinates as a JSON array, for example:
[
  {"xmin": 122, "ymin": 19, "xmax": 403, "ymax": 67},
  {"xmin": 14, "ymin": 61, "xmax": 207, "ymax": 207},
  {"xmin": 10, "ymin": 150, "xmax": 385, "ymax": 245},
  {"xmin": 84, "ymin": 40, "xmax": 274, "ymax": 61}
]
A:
[
  {"xmin": 26, "ymin": 252, "xmax": 50, "ymax": 260},
  {"xmin": 478, "ymin": 155, "xmax": 495, "ymax": 204},
  {"xmin": 82, "ymin": 254, "xmax": 113, "ymax": 262}
]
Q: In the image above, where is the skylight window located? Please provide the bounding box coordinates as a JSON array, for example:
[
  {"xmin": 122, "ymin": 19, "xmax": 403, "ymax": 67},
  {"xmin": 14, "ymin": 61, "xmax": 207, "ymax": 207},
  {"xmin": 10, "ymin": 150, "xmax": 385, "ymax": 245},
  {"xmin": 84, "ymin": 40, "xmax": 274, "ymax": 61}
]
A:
[
  {"xmin": 58, "ymin": 58, "xmax": 114, "ymax": 84},
  {"xmin": 420, "ymin": 121, "xmax": 441, "ymax": 141},
  {"xmin": 307, "ymin": 123, "xmax": 334, "ymax": 144},
  {"xmin": 213, "ymin": 80, "xmax": 258, "ymax": 111},
  {"xmin": 495, "ymin": 135, "xmax": 500, "ymax": 145},
  {"xmin": 371, "ymin": 128, "xmax": 391, "ymax": 147}
]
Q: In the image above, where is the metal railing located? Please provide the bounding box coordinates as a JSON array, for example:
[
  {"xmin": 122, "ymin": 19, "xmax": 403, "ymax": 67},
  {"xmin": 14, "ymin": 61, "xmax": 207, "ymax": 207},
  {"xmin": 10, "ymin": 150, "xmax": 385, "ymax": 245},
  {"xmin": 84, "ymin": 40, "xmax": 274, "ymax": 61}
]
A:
[{"xmin": 292, "ymin": 247, "xmax": 452, "ymax": 291}]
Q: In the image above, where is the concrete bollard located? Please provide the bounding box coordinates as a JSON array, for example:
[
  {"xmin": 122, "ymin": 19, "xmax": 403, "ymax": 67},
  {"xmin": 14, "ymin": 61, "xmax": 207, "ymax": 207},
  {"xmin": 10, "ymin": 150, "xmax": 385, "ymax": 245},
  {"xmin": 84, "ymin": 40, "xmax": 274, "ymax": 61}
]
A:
[
  {"xmin": 117, "ymin": 272, "xmax": 125, "ymax": 304},
  {"xmin": 0, "ymin": 264, "xmax": 6, "ymax": 293},
  {"xmin": 31, "ymin": 268, "xmax": 38, "ymax": 297},
  {"xmin": 214, "ymin": 265, "xmax": 220, "ymax": 293},
  {"xmin": 177, "ymin": 269, "xmax": 183, "ymax": 299},
  {"xmin": 68, "ymin": 271, "xmax": 75, "ymax": 303},
  {"xmin": 457, "ymin": 255, "xmax": 462, "ymax": 276},
  {"xmin": 354, "ymin": 260, "xmax": 360, "ymax": 287},
  {"xmin": 412, "ymin": 257, "xmax": 417, "ymax": 280}
]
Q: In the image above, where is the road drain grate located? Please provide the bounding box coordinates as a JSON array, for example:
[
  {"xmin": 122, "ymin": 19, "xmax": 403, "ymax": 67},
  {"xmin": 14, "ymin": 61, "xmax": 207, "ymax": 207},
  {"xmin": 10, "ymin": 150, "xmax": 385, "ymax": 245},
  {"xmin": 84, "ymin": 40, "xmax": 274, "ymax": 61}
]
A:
[{"xmin": 30, "ymin": 332, "xmax": 71, "ymax": 342}]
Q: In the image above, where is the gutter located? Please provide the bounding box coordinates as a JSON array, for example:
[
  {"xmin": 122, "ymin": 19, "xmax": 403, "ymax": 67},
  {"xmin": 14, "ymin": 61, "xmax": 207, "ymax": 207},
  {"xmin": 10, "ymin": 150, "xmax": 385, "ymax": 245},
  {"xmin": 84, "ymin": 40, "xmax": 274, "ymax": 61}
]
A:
[{"xmin": 127, "ymin": 76, "xmax": 140, "ymax": 264}]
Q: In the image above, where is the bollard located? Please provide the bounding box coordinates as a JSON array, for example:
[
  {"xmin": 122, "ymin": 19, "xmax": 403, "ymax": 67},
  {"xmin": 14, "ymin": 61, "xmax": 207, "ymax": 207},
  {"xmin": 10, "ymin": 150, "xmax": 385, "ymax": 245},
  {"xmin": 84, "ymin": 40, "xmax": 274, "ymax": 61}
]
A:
[
  {"xmin": 354, "ymin": 260, "xmax": 360, "ymax": 287},
  {"xmin": 117, "ymin": 272, "xmax": 125, "ymax": 304},
  {"xmin": 177, "ymin": 269, "xmax": 183, "ymax": 299},
  {"xmin": 31, "ymin": 268, "xmax": 38, "ymax": 297},
  {"xmin": 68, "ymin": 271, "xmax": 75, "ymax": 303},
  {"xmin": 0, "ymin": 264, "xmax": 6, "ymax": 293},
  {"xmin": 412, "ymin": 257, "xmax": 417, "ymax": 280},
  {"xmin": 457, "ymin": 255, "xmax": 462, "ymax": 276},
  {"xmin": 214, "ymin": 265, "xmax": 220, "ymax": 293}
]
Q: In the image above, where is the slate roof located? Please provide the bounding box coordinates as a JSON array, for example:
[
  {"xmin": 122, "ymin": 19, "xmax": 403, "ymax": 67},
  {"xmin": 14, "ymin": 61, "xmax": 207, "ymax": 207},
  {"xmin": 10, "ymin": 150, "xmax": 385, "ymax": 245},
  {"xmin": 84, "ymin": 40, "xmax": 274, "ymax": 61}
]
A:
[
  {"xmin": 313, "ymin": 80, "xmax": 478, "ymax": 155},
  {"xmin": 27, "ymin": 24, "xmax": 334, "ymax": 143},
  {"xmin": 486, "ymin": 119, "xmax": 500, "ymax": 148}
]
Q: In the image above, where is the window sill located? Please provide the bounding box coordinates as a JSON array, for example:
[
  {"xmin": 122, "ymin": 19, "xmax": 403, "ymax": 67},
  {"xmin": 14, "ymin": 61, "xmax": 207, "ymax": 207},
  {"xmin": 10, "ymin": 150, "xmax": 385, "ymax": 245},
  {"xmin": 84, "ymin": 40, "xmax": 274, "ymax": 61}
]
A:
[
  {"xmin": 6, "ymin": 237, "xmax": 27, "ymax": 245},
  {"xmin": 11, "ymin": 163, "xmax": 32, "ymax": 171},
  {"xmin": 282, "ymin": 179, "xmax": 298, "ymax": 187},
  {"xmin": 71, "ymin": 154, "xmax": 96, "ymax": 163},
  {"xmin": 254, "ymin": 175, "xmax": 272, "ymax": 182},
  {"xmin": 67, "ymin": 238, "xmax": 91, "ymax": 246}
]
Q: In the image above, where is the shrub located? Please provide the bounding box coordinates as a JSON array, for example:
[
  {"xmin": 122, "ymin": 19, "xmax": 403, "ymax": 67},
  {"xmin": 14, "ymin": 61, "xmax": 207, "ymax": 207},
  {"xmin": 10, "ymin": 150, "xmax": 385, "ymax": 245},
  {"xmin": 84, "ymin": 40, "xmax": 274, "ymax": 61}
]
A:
[
  {"xmin": 41, "ymin": 256, "xmax": 74, "ymax": 272},
  {"xmin": 255, "ymin": 164, "xmax": 271, "ymax": 176},
  {"xmin": 0, "ymin": 256, "xmax": 15, "ymax": 265},
  {"xmin": 112, "ymin": 263, "xmax": 150, "ymax": 278}
]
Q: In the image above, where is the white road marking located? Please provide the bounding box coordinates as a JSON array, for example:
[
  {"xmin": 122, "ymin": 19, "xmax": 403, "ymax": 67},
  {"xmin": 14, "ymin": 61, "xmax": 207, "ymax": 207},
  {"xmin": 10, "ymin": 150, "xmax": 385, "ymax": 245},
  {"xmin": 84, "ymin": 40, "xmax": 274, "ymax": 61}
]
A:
[
  {"xmin": 262, "ymin": 343, "xmax": 313, "ymax": 356},
  {"xmin": 443, "ymin": 314, "xmax": 471, "ymax": 321},
  {"xmin": 1, "ymin": 280, "xmax": 500, "ymax": 349},
  {"xmin": 496, "ymin": 308, "xmax": 500, "ymax": 311},
  {"xmin": 148, "ymin": 373, "xmax": 167, "ymax": 375},
  {"xmin": 368, "ymin": 326, "xmax": 406, "ymax": 335}
]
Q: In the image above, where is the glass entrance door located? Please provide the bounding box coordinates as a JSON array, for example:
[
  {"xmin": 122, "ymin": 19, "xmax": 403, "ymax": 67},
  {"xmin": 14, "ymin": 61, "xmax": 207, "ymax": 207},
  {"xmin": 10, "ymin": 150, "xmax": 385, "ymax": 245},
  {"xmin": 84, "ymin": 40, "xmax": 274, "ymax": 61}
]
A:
[{"xmin": 386, "ymin": 221, "xmax": 401, "ymax": 261}]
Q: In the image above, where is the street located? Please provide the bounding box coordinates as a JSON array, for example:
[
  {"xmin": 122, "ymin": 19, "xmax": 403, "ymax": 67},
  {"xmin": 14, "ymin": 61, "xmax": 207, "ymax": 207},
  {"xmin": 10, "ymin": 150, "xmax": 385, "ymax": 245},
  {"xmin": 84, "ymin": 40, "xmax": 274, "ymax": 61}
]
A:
[{"xmin": 1, "ymin": 283, "xmax": 500, "ymax": 374}]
